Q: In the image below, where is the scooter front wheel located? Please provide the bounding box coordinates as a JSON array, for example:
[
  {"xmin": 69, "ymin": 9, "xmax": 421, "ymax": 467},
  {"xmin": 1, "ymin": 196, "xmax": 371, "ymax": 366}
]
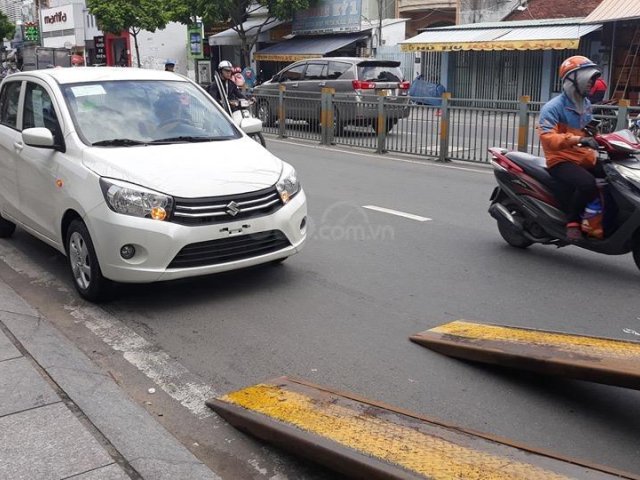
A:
[
  {"xmin": 496, "ymin": 201, "xmax": 533, "ymax": 249},
  {"xmin": 250, "ymin": 132, "xmax": 266, "ymax": 147}
]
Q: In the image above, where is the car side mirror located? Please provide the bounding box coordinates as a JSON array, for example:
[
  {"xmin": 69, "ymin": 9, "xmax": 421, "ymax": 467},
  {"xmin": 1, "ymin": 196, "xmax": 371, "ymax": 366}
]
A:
[{"xmin": 22, "ymin": 127, "xmax": 57, "ymax": 149}]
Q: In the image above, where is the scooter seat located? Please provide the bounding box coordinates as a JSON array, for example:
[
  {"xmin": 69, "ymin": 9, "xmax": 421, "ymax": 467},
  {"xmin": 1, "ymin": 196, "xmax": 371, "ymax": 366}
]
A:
[{"xmin": 505, "ymin": 152, "xmax": 562, "ymax": 189}]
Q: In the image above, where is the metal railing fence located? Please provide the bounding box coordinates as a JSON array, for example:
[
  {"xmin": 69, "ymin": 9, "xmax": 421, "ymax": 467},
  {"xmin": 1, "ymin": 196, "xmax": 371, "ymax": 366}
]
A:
[{"xmin": 253, "ymin": 87, "xmax": 640, "ymax": 164}]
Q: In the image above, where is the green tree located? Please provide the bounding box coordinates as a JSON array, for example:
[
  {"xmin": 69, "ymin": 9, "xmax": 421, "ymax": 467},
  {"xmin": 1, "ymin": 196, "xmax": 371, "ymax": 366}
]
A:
[
  {"xmin": 86, "ymin": 0, "xmax": 169, "ymax": 67},
  {"xmin": 0, "ymin": 11, "xmax": 15, "ymax": 42},
  {"xmin": 167, "ymin": 0, "xmax": 316, "ymax": 67}
]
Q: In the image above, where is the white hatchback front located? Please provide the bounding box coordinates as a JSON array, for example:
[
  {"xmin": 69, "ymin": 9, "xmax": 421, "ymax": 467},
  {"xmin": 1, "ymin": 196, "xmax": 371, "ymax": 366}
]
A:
[{"xmin": 0, "ymin": 68, "xmax": 307, "ymax": 301}]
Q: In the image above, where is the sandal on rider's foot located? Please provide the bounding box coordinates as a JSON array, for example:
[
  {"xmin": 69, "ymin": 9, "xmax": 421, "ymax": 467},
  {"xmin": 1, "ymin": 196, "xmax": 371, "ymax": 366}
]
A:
[{"xmin": 565, "ymin": 222, "xmax": 582, "ymax": 242}]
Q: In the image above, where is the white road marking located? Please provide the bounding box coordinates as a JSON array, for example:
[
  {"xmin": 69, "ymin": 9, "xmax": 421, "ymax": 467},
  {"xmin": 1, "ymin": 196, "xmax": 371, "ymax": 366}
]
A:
[
  {"xmin": 0, "ymin": 240, "xmax": 216, "ymax": 419},
  {"xmin": 363, "ymin": 205, "xmax": 431, "ymax": 222}
]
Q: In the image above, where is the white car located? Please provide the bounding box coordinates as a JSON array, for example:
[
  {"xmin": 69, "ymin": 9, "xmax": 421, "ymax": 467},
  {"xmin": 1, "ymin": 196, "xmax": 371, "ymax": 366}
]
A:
[{"xmin": 0, "ymin": 68, "xmax": 307, "ymax": 301}]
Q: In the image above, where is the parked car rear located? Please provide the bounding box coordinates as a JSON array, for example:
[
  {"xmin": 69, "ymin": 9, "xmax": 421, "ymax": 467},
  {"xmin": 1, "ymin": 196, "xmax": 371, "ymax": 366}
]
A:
[{"xmin": 254, "ymin": 57, "xmax": 410, "ymax": 134}]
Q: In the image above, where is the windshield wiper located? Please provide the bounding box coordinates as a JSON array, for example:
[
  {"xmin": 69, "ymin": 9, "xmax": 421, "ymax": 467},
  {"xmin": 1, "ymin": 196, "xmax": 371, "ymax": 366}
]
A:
[
  {"xmin": 92, "ymin": 138, "xmax": 149, "ymax": 147},
  {"xmin": 150, "ymin": 136, "xmax": 232, "ymax": 144}
]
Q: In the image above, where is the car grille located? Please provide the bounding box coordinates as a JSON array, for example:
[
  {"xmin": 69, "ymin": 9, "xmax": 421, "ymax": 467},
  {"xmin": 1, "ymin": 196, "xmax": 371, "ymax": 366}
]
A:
[
  {"xmin": 167, "ymin": 230, "xmax": 291, "ymax": 269},
  {"xmin": 172, "ymin": 186, "xmax": 283, "ymax": 225}
]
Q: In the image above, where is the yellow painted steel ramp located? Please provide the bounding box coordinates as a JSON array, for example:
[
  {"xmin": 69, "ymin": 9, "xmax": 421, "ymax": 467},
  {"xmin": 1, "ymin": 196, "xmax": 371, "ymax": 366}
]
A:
[
  {"xmin": 206, "ymin": 376, "xmax": 637, "ymax": 479},
  {"xmin": 410, "ymin": 320, "xmax": 640, "ymax": 389}
]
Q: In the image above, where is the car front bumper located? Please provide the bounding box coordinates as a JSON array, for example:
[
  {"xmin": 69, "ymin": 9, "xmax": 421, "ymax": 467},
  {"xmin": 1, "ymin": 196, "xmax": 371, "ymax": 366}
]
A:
[{"xmin": 87, "ymin": 190, "xmax": 307, "ymax": 283}]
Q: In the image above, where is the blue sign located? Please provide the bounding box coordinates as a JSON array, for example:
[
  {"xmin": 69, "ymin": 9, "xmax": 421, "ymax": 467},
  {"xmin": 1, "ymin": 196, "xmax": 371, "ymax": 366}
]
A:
[{"xmin": 293, "ymin": 0, "xmax": 362, "ymax": 35}]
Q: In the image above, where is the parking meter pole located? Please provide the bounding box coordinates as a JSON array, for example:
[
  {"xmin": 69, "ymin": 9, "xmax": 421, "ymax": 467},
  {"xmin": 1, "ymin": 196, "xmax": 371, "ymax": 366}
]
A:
[
  {"xmin": 278, "ymin": 85, "xmax": 286, "ymax": 138},
  {"xmin": 517, "ymin": 96, "xmax": 531, "ymax": 153},
  {"xmin": 377, "ymin": 94, "xmax": 387, "ymax": 154},
  {"xmin": 438, "ymin": 93, "xmax": 452, "ymax": 162},
  {"xmin": 616, "ymin": 99, "xmax": 630, "ymax": 131}
]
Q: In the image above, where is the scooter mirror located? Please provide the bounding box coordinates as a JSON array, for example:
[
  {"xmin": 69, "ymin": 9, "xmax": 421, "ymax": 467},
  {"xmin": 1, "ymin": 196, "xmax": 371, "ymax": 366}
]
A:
[{"xmin": 238, "ymin": 116, "xmax": 262, "ymax": 135}]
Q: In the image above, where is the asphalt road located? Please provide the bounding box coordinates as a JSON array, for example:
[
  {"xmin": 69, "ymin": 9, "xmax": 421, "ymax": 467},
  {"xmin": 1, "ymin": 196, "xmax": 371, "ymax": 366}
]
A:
[{"xmin": 1, "ymin": 138, "xmax": 639, "ymax": 477}]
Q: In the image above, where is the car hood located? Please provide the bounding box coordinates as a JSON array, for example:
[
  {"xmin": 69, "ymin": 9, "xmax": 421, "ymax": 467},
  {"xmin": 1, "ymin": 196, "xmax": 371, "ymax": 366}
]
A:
[{"xmin": 82, "ymin": 137, "xmax": 283, "ymax": 197}]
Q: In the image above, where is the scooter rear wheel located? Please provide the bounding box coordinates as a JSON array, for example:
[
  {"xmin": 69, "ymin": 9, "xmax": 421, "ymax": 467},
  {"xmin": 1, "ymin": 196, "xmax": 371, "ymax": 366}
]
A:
[
  {"xmin": 632, "ymin": 240, "xmax": 640, "ymax": 272},
  {"xmin": 497, "ymin": 202, "xmax": 533, "ymax": 249}
]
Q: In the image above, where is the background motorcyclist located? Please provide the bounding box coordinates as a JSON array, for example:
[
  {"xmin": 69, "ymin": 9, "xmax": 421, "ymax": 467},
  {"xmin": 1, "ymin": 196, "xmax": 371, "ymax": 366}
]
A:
[
  {"xmin": 537, "ymin": 55, "xmax": 604, "ymax": 241},
  {"xmin": 164, "ymin": 59, "xmax": 176, "ymax": 72},
  {"xmin": 209, "ymin": 60, "xmax": 246, "ymax": 108}
]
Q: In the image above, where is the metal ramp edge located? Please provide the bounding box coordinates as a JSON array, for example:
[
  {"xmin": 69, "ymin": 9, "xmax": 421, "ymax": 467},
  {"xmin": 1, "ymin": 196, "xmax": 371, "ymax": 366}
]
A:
[
  {"xmin": 410, "ymin": 320, "xmax": 640, "ymax": 390},
  {"xmin": 206, "ymin": 376, "xmax": 638, "ymax": 480}
]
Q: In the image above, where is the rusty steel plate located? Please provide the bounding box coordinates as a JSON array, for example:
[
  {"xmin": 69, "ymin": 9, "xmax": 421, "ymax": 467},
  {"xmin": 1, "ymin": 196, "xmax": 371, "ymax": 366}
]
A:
[
  {"xmin": 206, "ymin": 376, "xmax": 638, "ymax": 480},
  {"xmin": 410, "ymin": 320, "xmax": 640, "ymax": 390}
]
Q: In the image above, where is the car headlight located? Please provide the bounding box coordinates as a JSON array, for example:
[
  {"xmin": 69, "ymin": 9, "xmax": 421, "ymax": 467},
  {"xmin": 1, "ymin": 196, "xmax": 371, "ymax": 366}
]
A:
[
  {"xmin": 99, "ymin": 178, "xmax": 173, "ymax": 220},
  {"xmin": 276, "ymin": 163, "xmax": 300, "ymax": 204}
]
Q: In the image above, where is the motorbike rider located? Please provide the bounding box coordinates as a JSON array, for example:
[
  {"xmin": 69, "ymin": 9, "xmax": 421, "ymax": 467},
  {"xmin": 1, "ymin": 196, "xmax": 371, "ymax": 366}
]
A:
[
  {"xmin": 209, "ymin": 60, "xmax": 246, "ymax": 109},
  {"xmin": 537, "ymin": 55, "xmax": 604, "ymax": 241},
  {"xmin": 164, "ymin": 59, "xmax": 176, "ymax": 72}
]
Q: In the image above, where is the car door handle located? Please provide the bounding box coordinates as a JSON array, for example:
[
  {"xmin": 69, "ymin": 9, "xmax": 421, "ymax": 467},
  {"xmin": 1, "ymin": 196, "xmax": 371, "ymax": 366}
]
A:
[
  {"xmin": 319, "ymin": 82, "xmax": 326, "ymax": 87},
  {"xmin": 291, "ymin": 83, "xmax": 299, "ymax": 88},
  {"xmin": 13, "ymin": 141, "xmax": 23, "ymax": 152}
]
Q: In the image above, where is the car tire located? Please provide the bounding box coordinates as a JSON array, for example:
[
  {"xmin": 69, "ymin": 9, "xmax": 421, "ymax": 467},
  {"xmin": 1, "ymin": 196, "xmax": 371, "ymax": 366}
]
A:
[
  {"xmin": 333, "ymin": 109, "xmax": 344, "ymax": 137},
  {"xmin": 66, "ymin": 219, "xmax": 113, "ymax": 302},
  {"xmin": 374, "ymin": 118, "xmax": 396, "ymax": 134},
  {"xmin": 0, "ymin": 213, "xmax": 16, "ymax": 238},
  {"xmin": 257, "ymin": 101, "xmax": 275, "ymax": 127}
]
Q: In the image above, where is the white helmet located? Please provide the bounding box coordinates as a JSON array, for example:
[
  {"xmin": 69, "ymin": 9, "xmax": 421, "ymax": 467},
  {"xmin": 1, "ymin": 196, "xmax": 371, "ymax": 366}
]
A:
[{"xmin": 218, "ymin": 60, "xmax": 233, "ymax": 70}]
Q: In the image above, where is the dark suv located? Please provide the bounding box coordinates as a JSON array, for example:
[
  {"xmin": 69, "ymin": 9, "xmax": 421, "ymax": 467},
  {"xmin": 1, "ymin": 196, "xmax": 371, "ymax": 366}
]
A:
[{"xmin": 254, "ymin": 57, "xmax": 410, "ymax": 134}]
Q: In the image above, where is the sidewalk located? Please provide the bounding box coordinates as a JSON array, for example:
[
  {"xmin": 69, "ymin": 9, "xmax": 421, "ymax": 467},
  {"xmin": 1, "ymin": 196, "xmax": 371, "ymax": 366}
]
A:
[{"xmin": 0, "ymin": 277, "xmax": 221, "ymax": 480}]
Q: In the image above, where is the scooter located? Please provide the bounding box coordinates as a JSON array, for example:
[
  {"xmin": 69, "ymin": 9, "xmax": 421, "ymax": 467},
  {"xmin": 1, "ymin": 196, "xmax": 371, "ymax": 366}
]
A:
[
  {"xmin": 229, "ymin": 98, "xmax": 266, "ymax": 147},
  {"xmin": 211, "ymin": 71, "xmax": 266, "ymax": 147},
  {"xmin": 488, "ymin": 125, "xmax": 640, "ymax": 270}
]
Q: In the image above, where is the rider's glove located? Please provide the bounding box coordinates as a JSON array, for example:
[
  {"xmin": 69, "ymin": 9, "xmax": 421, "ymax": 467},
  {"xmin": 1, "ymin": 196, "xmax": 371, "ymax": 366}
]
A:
[{"xmin": 578, "ymin": 137, "xmax": 599, "ymax": 149}]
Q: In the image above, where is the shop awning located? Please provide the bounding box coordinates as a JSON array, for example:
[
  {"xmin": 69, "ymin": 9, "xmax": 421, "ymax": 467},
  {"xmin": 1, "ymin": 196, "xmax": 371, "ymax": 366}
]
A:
[
  {"xmin": 254, "ymin": 33, "xmax": 367, "ymax": 62},
  {"xmin": 583, "ymin": 0, "xmax": 640, "ymax": 23},
  {"xmin": 209, "ymin": 18, "xmax": 283, "ymax": 46},
  {"xmin": 401, "ymin": 18, "xmax": 602, "ymax": 52}
]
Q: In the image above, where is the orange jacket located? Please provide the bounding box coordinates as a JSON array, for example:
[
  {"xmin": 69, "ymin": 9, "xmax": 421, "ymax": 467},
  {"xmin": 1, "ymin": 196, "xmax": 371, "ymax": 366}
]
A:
[{"xmin": 537, "ymin": 93, "xmax": 597, "ymax": 169}]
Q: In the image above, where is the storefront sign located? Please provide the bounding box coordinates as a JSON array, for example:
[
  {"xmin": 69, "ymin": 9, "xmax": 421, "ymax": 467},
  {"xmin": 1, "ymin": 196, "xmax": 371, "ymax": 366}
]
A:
[
  {"xmin": 293, "ymin": 0, "xmax": 361, "ymax": 35},
  {"xmin": 401, "ymin": 39, "xmax": 580, "ymax": 52},
  {"xmin": 188, "ymin": 23, "xmax": 204, "ymax": 59},
  {"xmin": 41, "ymin": 4, "xmax": 75, "ymax": 33},
  {"xmin": 24, "ymin": 22, "xmax": 39, "ymax": 42},
  {"xmin": 94, "ymin": 35, "xmax": 106, "ymax": 63},
  {"xmin": 253, "ymin": 53, "xmax": 323, "ymax": 62}
]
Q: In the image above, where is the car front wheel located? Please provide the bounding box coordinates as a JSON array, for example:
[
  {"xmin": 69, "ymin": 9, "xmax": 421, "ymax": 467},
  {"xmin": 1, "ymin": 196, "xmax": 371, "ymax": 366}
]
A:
[{"xmin": 66, "ymin": 219, "xmax": 112, "ymax": 302}]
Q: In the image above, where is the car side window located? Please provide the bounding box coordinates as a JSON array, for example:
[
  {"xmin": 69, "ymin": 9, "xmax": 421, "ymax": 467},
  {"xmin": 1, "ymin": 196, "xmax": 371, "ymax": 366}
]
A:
[
  {"xmin": 280, "ymin": 64, "xmax": 306, "ymax": 82},
  {"xmin": 23, "ymin": 82, "xmax": 62, "ymax": 141},
  {"xmin": 327, "ymin": 62, "xmax": 351, "ymax": 80},
  {"xmin": 0, "ymin": 81, "xmax": 22, "ymax": 130},
  {"xmin": 304, "ymin": 63, "xmax": 327, "ymax": 81}
]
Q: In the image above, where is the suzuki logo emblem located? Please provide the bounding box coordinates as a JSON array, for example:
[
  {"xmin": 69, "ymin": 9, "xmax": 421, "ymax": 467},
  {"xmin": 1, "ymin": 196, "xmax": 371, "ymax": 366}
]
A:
[{"xmin": 226, "ymin": 201, "xmax": 241, "ymax": 216}]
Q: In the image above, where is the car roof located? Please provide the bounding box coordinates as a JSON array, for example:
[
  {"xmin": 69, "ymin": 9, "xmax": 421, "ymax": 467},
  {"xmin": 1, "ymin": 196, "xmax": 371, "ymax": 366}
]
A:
[
  {"xmin": 8, "ymin": 67, "xmax": 190, "ymax": 85},
  {"xmin": 291, "ymin": 57, "xmax": 401, "ymax": 66}
]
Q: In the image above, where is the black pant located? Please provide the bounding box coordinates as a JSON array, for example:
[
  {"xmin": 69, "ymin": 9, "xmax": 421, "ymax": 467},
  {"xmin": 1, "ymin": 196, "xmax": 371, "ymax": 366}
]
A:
[{"xmin": 548, "ymin": 161, "xmax": 604, "ymax": 223}]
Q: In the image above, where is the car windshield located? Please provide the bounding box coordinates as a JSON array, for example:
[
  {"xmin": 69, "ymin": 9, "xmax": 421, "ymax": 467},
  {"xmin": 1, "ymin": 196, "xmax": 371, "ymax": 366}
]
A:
[
  {"xmin": 61, "ymin": 80, "xmax": 241, "ymax": 146},
  {"xmin": 357, "ymin": 65, "xmax": 403, "ymax": 83}
]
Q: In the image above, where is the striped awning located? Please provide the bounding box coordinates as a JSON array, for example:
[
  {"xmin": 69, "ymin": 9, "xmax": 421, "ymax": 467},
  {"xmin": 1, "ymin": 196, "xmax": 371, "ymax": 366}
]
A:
[
  {"xmin": 583, "ymin": 0, "xmax": 640, "ymax": 23},
  {"xmin": 401, "ymin": 19, "xmax": 602, "ymax": 52}
]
